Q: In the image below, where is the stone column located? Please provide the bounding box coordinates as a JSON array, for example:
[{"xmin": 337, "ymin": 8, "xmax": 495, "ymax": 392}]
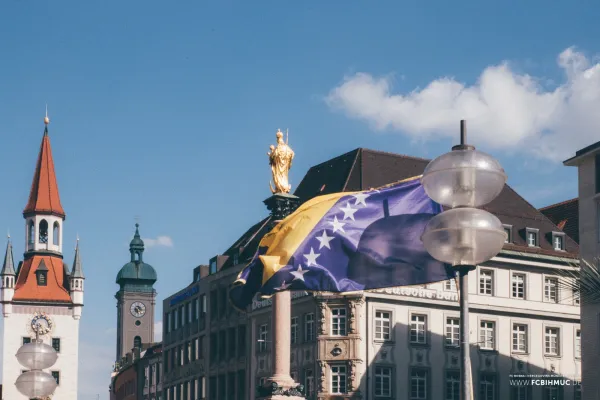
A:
[
  {"xmin": 259, "ymin": 193, "xmax": 304, "ymax": 399},
  {"xmin": 269, "ymin": 290, "xmax": 295, "ymax": 387}
]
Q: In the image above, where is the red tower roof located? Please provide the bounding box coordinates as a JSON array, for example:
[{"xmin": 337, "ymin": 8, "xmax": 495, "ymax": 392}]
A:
[{"xmin": 23, "ymin": 125, "xmax": 65, "ymax": 218}]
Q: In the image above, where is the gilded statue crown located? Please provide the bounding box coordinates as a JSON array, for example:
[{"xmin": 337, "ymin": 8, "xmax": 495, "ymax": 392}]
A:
[{"xmin": 276, "ymin": 130, "xmax": 284, "ymax": 139}]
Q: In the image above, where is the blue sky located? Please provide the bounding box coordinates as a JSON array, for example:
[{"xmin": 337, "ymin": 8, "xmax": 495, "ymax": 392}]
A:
[{"xmin": 1, "ymin": 0, "xmax": 599, "ymax": 398}]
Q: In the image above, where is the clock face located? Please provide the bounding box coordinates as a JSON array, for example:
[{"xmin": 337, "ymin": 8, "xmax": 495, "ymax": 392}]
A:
[
  {"xmin": 130, "ymin": 302, "xmax": 146, "ymax": 318},
  {"xmin": 30, "ymin": 313, "xmax": 53, "ymax": 336}
]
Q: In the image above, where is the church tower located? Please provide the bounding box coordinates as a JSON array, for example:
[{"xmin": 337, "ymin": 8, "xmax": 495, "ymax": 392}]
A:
[
  {"xmin": 115, "ymin": 224, "xmax": 157, "ymax": 361},
  {"xmin": 1, "ymin": 114, "xmax": 83, "ymax": 400}
]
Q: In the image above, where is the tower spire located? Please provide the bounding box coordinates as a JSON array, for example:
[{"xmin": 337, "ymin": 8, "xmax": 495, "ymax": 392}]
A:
[
  {"xmin": 70, "ymin": 238, "xmax": 84, "ymax": 279},
  {"xmin": 1, "ymin": 236, "xmax": 15, "ymax": 276},
  {"xmin": 23, "ymin": 115, "xmax": 65, "ymax": 218}
]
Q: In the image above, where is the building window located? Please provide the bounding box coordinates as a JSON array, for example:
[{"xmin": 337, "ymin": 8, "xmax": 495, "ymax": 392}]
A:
[
  {"xmin": 545, "ymin": 327, "xmax": 560, "ymax": 356},
  {"xmin": 305, "ymin": 313, "xmax": 315, "ymax": 342},
  {"xmin": 512, "ymin": 273, "xmax": 526, "ymax": 299},
  {"xmin": 39, "ymin": 219, "xmax": 48, "ymax": 244},
  {"xmin": 510, "ymin": 386, "xmax": 530, "ymax": 400},
  {"xmin": 410, "ymin": 369, "xmax": 428, "ymax": 400},
  {"xmin": 512, "ymin": 324, "xmax": 528, "ymax": 353},
  {"xmin": 52, "ymin": 222, "xmax": 60, "ymax": 246},
  {"xmin": 209, "ymin": 259, "xmax": 217, "ymax": 274},
  {"xmin": 544, "ymin": 386, "xmax": 562, "ymax": 400},
  {"xmin": 445, "ymin": 278, "xmax": 457, "ymax": 291},
  {"xmin": 526, "ymin": 229, "xmax": 538, "ymax": 247},
  {"xmin": 574, "ymin": 384, "xmax": 582, "ymax": 400},
  {"xmin": 51, "ymin": 371, "xmax": 60, "ymax": 385},
  {"xmin": 237, "ymin": 325, "xmax": 246, "ymax": 356},
  {"xmin": 503, "ymin": 225, "xmax": 512, "ymax": 243},
  {"xmin": 28, "ymin": 220, "xmax": 35, "ymax": 244},
  {"xmin": 52, "ymin": 338, "xmax": 61, "ymax": 353},
  {"xmin": 36, "ymin": 271, "xmax": 47, "ymax": 286},
  {"xmin": 479, "ymin": 321, "xmax": 495, "ymax": 350},
  {"xmin": 552, "ymin": 233, "xmax": 565, "ymax": 251},
  {"xmin": 259, "ymin": 324, "xmax": 268, "ymax": 352},
  {"xmin": 331, "ymin": 307, "xmax": 347, "ymax": 336},
  {"xmin": 330, "ymin": 364, "xmax": 347, "ymax": 394},
  {"xmin": 445, "ymin": 317, "xmax": 460, "ymax": 347},
  {"xmin": 374, "ymin": 311, "xmax": 391, "ymax": 341},
  {"xmin": 22, "ymin": 337, "xmax": 31, "ymax": 345},
  {"xmin": 573, "ymin": 284, "xmax": 580, "ymax": 305},
  {"xmin": 291, "ymin": 317, "xmax": 298, "ymax": 344},
  {"xmin": 544, "ymin": 277, "xmax": 559, "ymax": 303},
  {"xmin": 575, "ymin": 329, "xmax": 581, "ymax": 359},
  {"xmin": 480, "ymin": 374, "xmax": 496, "ymax": 400},
  {"xmin": 374, "ymin": 366, "xmax": 392, "ymax": 397},
  {"xmin": 445, "ymin": 371, "xmax": 460, "ymax": 400},
  {"xmin": 305, "ymin": 369, "xmax": 314, "ymax": 397},
  {"xmin": 479, "ymin": 269, "xmax": 494, "ymax": 295},
  {"xmin": 410, "ymin": 314, "xmax": 427, "ymax": 345},
  {"xmin": 134, "ymin": 336, "xmax": 142, "ymax": 349}
]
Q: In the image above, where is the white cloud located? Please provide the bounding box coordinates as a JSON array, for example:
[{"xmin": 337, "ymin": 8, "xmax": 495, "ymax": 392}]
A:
[
  {"xmin": 154, "ymin": 321, "xmax": 162, "ymax": 342},
  {"xmin": 143, "ymin": 235, "xmax": 174, "ymax": 248},
  {"xmin": 326, "ymin": 47, "xmax": 600, "ymax": 161}
]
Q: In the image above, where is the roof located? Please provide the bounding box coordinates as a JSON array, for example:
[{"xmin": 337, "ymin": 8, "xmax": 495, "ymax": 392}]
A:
[
  {"xmin": 222, "ymin": 148, "xmax": 578, "ymax": 267},
  {"xmin": 1, "ymin": 239, "xmax": 15, "ymax": 276},
  {"xmin": 23, "ymin": 126, "xmax": 65, "ymax": 218},
  {"xmin": 539, "ymin": 198, "xmax": 579, "ymax": 244},
  {"xmin": 116, "ymin": 224, "xmax": 157, "ymax": 286},
  {"xmin": 70, "ymin": 240, "xmax": 84, "ymax": 278},
  {"xmin": 13, "ymin": 255, "xmax": 72, "ymax": 302},
  {"xmin": 564, "ymin": 139, "xmax": 600, "ymax": 165}
]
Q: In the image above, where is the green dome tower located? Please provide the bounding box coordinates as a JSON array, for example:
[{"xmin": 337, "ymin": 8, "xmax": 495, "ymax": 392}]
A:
[{"xmin": 114, "ymin": 224, "xmax": 158, "ymax": 361}]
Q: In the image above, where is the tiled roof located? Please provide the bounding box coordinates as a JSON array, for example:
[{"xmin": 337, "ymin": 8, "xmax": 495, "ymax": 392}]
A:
[
  {"xmin": 13, "ymin": 255, "xmax": 72, "ymax": 302},
  {"xmin": 23, "ymin": 127, "xmax": 65, "ymax": 218},
  {"xmin": 539, "ymin": 198, "xmax": 579, "ymax": 244},
  {"xmin": 222, "ymin": 148, "xmax": 578, "ymax": 266}
]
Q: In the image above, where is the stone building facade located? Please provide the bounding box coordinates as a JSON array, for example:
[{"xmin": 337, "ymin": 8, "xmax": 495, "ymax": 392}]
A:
[{"xmin": 565, "ymin": 142, "xmax": 600, "ymax": 400}]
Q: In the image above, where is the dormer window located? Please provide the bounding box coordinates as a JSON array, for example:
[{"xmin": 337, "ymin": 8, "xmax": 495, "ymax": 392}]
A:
[
  {"xmin": 209, "ymin": 259, "xmax": 217, "ymax": 274},
  {"xmin": 36, "ymin": 260, "xmax": 49, "ymax": 286},
  {"xmin": 37, "ymin": 271, "xmax": 47, "ymax": 286},
  {"xmin": 526, "ymin": 228, "xmax": 539, "ymax": 247},
  {"xmin": 552, "ymin": 232, "xmax": 565, "ymax": 251},
  {"xmin": 503, "ymin": 225, "xmax": 512, "ymax": 243},
  {"xmin": 233, "ymin": 253, "xmax": 239, "ymax": 266}
]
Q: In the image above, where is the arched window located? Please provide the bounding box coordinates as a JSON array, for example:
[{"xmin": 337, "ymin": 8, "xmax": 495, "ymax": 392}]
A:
[
  {"xmin": 53, "ymin": 222, "xmax": 60, "ymax": 246},
  {"xmin": 39, "ymin": 220, "xmax": 48, "ymax": 244},
  {"xmin": 133, "ymin": 336, "xmax": 142, "ymax": 349},
  {"xmin": 135, "ymin": 252, "xmax": 140, "ymax": 262},
  {"xmin": 28, "ymin": 220, "xmax": 35, "ymax": 245}
]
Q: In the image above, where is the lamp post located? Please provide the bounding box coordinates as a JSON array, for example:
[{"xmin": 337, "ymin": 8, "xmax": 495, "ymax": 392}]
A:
[
  {"xmin": 421, "ymin": 120, "xmax": 507, "ymax": 400},
  {"xmin": 15, "ymin": 329, "xmax": 58, "ymax": 399}
]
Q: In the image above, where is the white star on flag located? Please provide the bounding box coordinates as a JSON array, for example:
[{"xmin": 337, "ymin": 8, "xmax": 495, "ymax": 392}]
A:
[
  {"xmin": 274, "ymin": 281, "xmax": 291, "ymax": 291},
  {"xmin": 290, "ymin": 265, "xmax": 308, "ymax": 282},
  {"xmin": 316, "ymin": 230, "xmax": 334, "ymax": 249},
  {"xmin": 339, "ymin": 202, "xmax": 358, "ymax": 221},
  {"xmin": 330, "ymin": 216, "xmax": 346, "ymax": 233},
  {"xmin": 303, "ymin": 247, "xmax": 320, "ymax": 267},
  {"xmin": 352, "ymin": 192, "xmax": 370, "ymax": 206}
]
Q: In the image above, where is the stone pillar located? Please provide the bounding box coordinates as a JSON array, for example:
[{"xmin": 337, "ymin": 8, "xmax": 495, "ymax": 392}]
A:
[
  {"xmin": 258, "ymin": 193, "xmax": 305, "ymax": 399},
  {"xmin": 269, "ymin": 291, "xmax": 294, "ymax": 386}
]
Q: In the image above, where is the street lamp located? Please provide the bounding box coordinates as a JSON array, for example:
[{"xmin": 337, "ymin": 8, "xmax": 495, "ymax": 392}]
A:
[
  {"xmin": 15, "ymin": 329, "xmax": 58, "ymax": 399},
  {"xmin": 421, "ymin": 120, "xmax": 507, "ymax": 400}
]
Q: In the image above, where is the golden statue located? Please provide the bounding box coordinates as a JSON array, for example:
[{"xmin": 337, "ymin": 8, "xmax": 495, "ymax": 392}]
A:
[{"xmin": 268, "ymin": 129, "xmax": 294, "ymax": 194}]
